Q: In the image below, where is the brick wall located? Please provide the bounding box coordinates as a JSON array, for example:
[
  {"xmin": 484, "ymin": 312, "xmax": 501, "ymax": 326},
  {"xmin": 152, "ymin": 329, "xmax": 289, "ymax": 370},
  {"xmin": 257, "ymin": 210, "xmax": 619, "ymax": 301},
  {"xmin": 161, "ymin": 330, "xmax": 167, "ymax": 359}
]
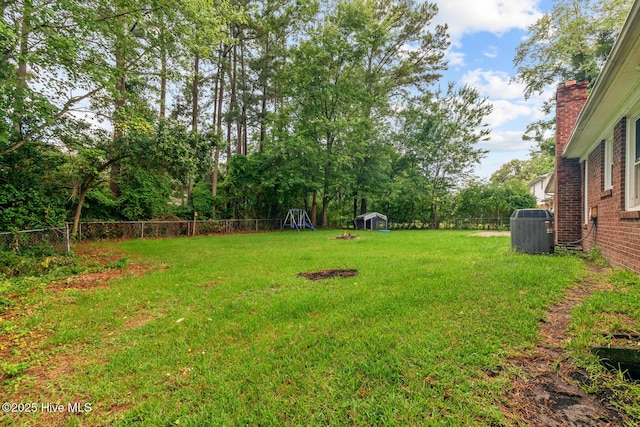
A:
[
  {"xmin": 555, "ymin": 81, "xmax": 588, "ymax": 244},
  {"xmin": 580, "ymin": 118, "xmax": 640, "ymax": 274}
]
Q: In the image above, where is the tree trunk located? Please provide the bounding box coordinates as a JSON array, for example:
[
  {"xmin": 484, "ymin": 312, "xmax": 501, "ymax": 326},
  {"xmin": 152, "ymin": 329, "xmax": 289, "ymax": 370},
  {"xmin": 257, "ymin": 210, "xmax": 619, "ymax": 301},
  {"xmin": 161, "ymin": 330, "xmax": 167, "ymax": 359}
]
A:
[
  {"xmin": 322, "ymin": 195, "xmax": 329, "ymax": 228},
  {"xmin": 360, "ymin": 197, "xmax": 367, "ymax": 215},
  {"xmin": 72, "ymin": 176, "xmax": 95, "ymax": 239},
  {"xmin": 212, "ymin": 47, "xmax": 226, "ymax": 197},
  {"xmin": 239, "ymin": 36, "xmax": 248, "ymax": 155},
  {"xmin": 191, "ymin": 51, "xmax": 199, "ymax": 132},
  {"xmin": 159, "ymin": 38, "xmax": 167, "ymax": 119},
  {"xmin": 212, "ymin": 145, "xmax": 220, "ymax": 197},
  {"xmin": 311, "ymin": 192, "xmax": 317, "ymax": 226},
  {"xmin": 353, "ymin": 196, "xmax": 358, "ymax": 220},
  {"xmin": 110, "ymin": 47, "xmax": 126, "ymax": 197},
  {"xmin": 187, "ymin": 177, "xmax": 194, "ymax": 205},
  {"xmin": 72, "ymin": 190, "xmax": 87, "ymax": 239},
  {"xmin": 10, "ymin": 0, "xmax": 30, "ymax": 145},
  {"xmin": 230, "ymin": 41, "xmax": 239, "ymax": 155},
  {"xmin": 258, "ymin": 35, "xmax": 270, "ymax": 153}
]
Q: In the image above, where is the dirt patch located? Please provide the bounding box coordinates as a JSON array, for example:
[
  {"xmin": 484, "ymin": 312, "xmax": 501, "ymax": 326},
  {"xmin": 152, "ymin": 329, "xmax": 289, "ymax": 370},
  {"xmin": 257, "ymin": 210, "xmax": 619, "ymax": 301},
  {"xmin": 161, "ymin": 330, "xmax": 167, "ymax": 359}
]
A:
[
  {"xmin": 335, "ymin": 233, "xmax": 357, "ymax": 240},
  {"xmin": 123, "ymin": 313, "xmax": 156, "ymax": 330},
  {"xmin": 473, "ymin": 231, "xmax": 510, "ymax": 237},
  {"xmin": 298, "ymin": 269, "xmax": 359, "ymax": 281},
  {"xmin": 503, "ymin": 267, "xmax": 628, "ymax": 426},
  {"xmin": 0, "ymin": 242, "xmax": 152, "ymax": 386}
]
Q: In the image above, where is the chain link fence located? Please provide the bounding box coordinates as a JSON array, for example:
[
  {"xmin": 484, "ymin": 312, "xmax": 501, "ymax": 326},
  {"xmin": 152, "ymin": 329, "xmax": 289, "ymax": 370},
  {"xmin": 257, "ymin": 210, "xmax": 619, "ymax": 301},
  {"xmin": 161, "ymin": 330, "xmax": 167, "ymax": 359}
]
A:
[
  {"xmin": 76, "ymin": 219, "xmax": 283, "ymax": 241},
  {"xmin": 385, "ymin": 218, "xmax": 509, "ymax": 230},
  {"xmin": 0, "ymin": 226, "xmax": 71, "ymax": 255},
  {"xmin": 1, "ymin": 217, "xmax": 508, "ymax": 255}
]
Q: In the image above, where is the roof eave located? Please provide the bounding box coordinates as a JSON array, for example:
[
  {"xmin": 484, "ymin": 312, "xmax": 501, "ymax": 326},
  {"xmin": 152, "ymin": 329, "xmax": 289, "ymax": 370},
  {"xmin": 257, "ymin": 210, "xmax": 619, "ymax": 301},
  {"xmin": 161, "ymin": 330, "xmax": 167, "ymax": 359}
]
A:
[{"xmin": 563, "ymin": 1, "xmax": 640, "ymax": 159}]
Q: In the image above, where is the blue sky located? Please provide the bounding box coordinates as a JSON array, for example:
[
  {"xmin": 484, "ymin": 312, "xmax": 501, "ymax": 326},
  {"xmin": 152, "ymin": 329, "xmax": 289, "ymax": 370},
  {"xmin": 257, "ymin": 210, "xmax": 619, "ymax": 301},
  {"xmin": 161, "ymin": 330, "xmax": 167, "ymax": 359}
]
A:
[{"xmin": 430, "ymin": 0, "xmax": 554, "ymax": 179}]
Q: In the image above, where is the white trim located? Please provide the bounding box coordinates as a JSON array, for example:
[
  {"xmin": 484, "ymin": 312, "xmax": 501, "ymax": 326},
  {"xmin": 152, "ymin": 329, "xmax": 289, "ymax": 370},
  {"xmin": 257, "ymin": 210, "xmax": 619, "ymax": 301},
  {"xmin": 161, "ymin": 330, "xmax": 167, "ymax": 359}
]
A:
[
  {"xmin": 584, "ymin": 159, "xmax": 589, "ymax": 224},
  {"xmin": 604, "ymin": 137, "xmax": 613, "ymax": 190},
  {"xmin": 626, "ymin": 114, "xmax": 640, "ymax": 210}
]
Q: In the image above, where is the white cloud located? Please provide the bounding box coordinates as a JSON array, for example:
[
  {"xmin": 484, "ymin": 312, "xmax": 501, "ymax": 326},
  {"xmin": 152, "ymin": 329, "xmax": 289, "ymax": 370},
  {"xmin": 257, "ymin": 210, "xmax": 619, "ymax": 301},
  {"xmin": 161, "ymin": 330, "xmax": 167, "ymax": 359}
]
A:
[
  {"xmin": 483, "ymin": 45, "xmax": 499, "ymax": 59},
  {"xmin": 487, "ymin": 100, "xmax": 536, "ymax": 128},
  {"xmin": 474, "ymin": 130, "xmax": 535, "ymax": 179},
  {"xmin": 447, "ymin": 50, "xmax": 466, "ymax": 67},
  {"xmin": 479, "ymin": 130, "xmax": 531, "ymax": 153},
  {"xmin": 458, "ymin": 69, "xmax": 556, "ymax": 128},
  {"xmin": 433, "ymin": 0, "xmax": 542, "ymax": 41},
  {"xmin": 461, "ymin": 69, "xmax": 523, "ymax": 100}
]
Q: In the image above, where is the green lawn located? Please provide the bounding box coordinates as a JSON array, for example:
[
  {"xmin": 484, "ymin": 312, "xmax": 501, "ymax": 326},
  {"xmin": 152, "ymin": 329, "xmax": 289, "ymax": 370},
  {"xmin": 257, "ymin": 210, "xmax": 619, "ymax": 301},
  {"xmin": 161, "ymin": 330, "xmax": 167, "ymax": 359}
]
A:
[{"xmin": 0, "ymin": 230, "xmax": 595, "ymax": 425}]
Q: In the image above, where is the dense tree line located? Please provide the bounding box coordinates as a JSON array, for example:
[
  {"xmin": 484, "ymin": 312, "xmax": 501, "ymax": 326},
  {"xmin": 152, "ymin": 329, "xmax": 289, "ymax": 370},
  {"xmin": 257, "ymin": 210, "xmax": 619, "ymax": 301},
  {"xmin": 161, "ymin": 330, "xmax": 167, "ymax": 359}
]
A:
[{"xmin": 1, "ymin": 0, "xmax": 536, "ymax": 235}]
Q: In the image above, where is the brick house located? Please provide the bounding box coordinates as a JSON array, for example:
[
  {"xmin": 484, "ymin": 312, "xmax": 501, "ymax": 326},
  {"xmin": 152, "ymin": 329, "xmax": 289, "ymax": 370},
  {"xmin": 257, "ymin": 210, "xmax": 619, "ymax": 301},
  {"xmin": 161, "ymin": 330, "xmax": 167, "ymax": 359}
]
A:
[{"xmin": 555, "ymin": 0, "xmax": 640, "ymax": 274}]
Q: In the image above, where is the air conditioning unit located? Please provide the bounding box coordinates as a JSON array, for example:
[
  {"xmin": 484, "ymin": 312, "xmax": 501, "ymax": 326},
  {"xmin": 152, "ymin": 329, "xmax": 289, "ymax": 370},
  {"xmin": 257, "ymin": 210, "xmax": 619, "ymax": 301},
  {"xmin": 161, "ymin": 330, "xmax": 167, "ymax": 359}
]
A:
[{"xmin": 510, "ymin": 209, "xmax": 554, "ymax": 254}]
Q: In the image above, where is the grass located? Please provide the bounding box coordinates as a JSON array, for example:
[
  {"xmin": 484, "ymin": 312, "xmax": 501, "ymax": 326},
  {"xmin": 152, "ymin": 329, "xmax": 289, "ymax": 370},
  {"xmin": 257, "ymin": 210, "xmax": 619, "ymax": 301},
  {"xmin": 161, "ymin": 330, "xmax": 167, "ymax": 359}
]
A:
[{"xmin": 0, "ymin": 230, "xmax": 600, "ymax": 425}]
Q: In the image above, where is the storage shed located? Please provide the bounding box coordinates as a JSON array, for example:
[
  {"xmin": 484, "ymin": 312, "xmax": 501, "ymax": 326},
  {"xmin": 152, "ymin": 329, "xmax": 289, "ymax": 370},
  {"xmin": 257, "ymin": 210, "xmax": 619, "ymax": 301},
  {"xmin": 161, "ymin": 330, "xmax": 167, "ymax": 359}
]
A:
[{"xmin": 354, "ymin": 212, "xmax": 388, "ymax": 230}]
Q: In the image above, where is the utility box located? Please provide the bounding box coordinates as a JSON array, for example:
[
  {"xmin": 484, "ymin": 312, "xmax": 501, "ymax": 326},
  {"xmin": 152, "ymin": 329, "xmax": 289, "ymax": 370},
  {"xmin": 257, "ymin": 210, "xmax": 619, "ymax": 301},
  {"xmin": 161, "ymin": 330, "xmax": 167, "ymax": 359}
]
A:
[{"xmin": 510, "ymin": 209, "xmax": 554, "ymax": 254}]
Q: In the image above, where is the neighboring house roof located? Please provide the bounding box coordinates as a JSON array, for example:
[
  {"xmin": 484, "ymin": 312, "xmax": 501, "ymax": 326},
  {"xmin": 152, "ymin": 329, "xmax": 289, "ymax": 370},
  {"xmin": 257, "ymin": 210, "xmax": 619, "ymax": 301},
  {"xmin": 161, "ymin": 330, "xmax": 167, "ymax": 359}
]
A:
[
  {"xmin": 544, "ymin": 173, "xmax": 555, "ymax": 195},
  {"xmin": 528, "ymin": 172, "xmax": 553, "ymax": 188},
  {"xmin": 529, "ymin": 172, "xmax": 554, "ymax": 205},
  {"xmin": 563, "ymin": 1, "xmax": 640, "ymax": 159}
]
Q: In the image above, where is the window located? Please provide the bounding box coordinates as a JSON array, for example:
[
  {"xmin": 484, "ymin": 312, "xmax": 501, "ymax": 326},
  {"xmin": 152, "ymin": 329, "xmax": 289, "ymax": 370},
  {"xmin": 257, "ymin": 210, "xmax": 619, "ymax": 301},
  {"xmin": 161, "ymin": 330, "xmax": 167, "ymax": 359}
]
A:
[
  {"xmin": 604, "ymin": 139, "xmax": 613, "ymax": 190},
  {"xmin": 635, "ymin": 118, "xmax": 640, "ymax": 206},
  {"xmin": 626, "ymin": 116, "xmax": 640, "ymax": 209}
]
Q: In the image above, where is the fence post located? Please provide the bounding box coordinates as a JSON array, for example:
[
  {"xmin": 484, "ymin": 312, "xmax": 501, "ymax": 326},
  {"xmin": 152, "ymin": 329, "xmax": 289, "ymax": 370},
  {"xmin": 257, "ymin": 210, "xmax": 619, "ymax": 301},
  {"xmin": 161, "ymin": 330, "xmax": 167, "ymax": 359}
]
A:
[
  {"xmin": 141, "ymin": 222, "xmax": 144, "ymax": 239},
  {"xmin": 64, "ymin": 223, "xmax": 71, "ymax": 255},
  {"xmin": 193, "ymin": 212, "xmax": 198, "ymax": 236}
]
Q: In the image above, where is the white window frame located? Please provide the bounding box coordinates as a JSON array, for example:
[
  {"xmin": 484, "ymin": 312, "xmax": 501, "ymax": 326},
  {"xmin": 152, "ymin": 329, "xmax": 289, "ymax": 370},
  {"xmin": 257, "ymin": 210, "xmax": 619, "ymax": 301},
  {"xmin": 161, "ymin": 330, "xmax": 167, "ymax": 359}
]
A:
[
  {"xmin": 584, "ymin": 158, "xmax": 589, "ymax": 224},
  {"xmin": 626, "ymin": 114, "xmax": 640, "ymax": 210},
  {"xmin": 604, "ymin": 138, "xmax": 613, "ymax": 190}
]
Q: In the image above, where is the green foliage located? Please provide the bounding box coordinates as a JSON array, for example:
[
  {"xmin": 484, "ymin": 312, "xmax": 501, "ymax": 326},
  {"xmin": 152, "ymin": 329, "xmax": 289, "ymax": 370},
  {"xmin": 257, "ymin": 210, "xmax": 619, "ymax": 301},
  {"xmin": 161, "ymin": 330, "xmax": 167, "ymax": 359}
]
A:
[
  {"xmin": 584, "ymin": 246, "xmax": 608, "ymax": 267},
  {"xmin": 0, "ymin": 250, "xmax": 79, "ymax": 279},
  {"xmin": 514, "ymin": 0, "xmax": 633, "ymax": 100},
  {"xmin": 0, "ymin": 143, "xmax": 68, "ymax": 230},
  {"xmin": 105, "ymin": 257, "xmax": 129, "ymax": 270},
  {"xmin": 119, "ymin": 167, "xmax": 172, "ymax": 220},
  {"xmin": 80, "ymin": 186, "xmax": 120, "ymax": 221},
  {"xmin": 392, "ymin": 84, "xmax": 492, "ymax": 226},
  {"xmin": 0, "ymin": 361, "xmax": 29, "ymax": 378},
  {"xmin": 492, "ymin": 154, "xmax": 555, "ymax": 185},
  {"xmin": 455, "ymin": 181, "xmax": 536, "ymax": 218},
  {"xmin": 0, "ymin": 0, "xmax": 496, "ymax": 235}
]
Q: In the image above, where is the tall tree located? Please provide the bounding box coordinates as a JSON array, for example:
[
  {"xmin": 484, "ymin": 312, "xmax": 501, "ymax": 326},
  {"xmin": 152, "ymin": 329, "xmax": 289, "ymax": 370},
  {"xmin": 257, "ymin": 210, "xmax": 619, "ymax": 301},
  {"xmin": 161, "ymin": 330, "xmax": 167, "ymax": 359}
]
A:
[
  {"xmin": 281, "ymin": 0, "xmax": 447, "ymax": 227},
  {"xmin": 394, "ymin": 84, "xmax": 492, "ymax": 227},
  {"xmin": 514, "ymin": 0, "xmax": 633, "ymax": 102}
]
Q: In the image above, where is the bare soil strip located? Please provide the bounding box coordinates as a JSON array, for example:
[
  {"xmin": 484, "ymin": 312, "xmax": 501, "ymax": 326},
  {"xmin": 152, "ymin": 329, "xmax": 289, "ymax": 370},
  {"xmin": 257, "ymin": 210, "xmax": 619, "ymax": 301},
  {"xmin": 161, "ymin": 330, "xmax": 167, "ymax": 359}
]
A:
[{"xmin": 503, "ymin": 267, "xmax": 627, "ymax": 426}]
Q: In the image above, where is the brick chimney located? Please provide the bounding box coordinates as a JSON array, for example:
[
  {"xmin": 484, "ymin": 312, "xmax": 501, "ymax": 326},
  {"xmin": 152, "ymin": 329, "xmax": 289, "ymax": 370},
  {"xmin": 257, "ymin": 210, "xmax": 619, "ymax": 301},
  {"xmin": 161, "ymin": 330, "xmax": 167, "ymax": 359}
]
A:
[{"xmin": 555, "ymin": 80, "xmax": 588, "ymax": 244}]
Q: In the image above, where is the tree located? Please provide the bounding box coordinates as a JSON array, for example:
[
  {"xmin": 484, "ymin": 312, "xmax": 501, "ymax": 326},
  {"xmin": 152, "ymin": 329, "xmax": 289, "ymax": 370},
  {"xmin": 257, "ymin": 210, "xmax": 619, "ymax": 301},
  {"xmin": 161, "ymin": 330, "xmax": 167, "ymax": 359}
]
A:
[
  {"xmin": 454, "ymin": 181, "xmax": 535, "ymax": 219},
  {"xmin": 394, "ymin": 83, "xmax": 492, "ymax": 227},
  {"xmin": 0, "ymin": 143, "xmax": 67, "ymax": 229},
  {"xmin": 280, "ymin": 0, "xmax": 448, "ymax": 227},
  {"xmin": 514, "ymin": 0, "xmax": 633, "ymax": 102}
]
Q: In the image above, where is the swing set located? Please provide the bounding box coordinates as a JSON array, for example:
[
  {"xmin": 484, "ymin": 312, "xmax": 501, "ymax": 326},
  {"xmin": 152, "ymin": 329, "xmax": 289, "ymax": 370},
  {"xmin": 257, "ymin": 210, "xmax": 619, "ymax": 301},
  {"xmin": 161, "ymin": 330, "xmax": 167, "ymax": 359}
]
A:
[{"xmin": 281, "ymin": 209, "xmax": 316, "ymax": 231}]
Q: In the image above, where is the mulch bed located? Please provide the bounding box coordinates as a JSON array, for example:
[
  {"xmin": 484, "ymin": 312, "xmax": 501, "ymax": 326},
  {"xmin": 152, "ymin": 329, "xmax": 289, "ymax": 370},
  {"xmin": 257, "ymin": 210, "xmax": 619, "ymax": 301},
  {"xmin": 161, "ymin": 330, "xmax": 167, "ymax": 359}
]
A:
[{"xmin": 297, "ymin": 269, "xmax": 358, "ymax": 281}]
